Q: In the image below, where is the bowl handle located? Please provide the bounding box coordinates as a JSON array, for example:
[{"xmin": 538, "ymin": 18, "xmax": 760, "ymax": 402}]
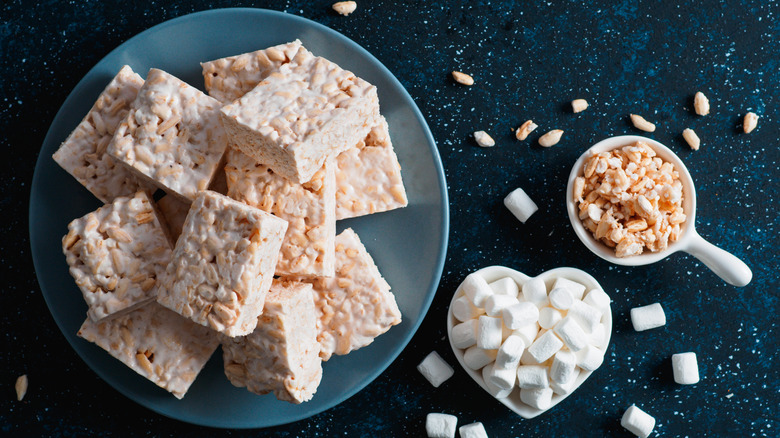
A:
[{"xmin": 683, "ymin": 229, "xmax": 752, "ymax": 287}]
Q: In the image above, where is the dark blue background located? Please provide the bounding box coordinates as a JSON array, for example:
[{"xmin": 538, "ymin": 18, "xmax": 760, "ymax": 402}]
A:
[{"xmin": 2, "ymin": 1, "xmax": 777, "ymax": 436}]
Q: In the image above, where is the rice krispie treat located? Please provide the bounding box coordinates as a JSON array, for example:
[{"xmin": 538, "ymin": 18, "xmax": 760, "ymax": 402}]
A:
[
  {"xmin": 62, "ymin": 191, "xmax": 172, "ymax": 322},
  {"xmin": 53, "ymin": 65, "xmax": 154, "ymax": 203},
  {"xmin": 306, "ymin": 228, "xmax": 402, "ymax": 361},
  {"xmin": 335, "ymin": 116, "xmax": 408, "ymax": 219},
  {"xmin": 154, "ymin": 194, "xmax": 190, "ymax": 244},
  {"xmin": 225, "ymin": 148, "xmax": 335, "ymax": 278},
  {"xmin": 222, "ymin": 279, "xmax": 322, "ymax": 404},
  {"xmin": 156, "ymin": 190, "xmax": 288, "ymax": 337},
  {"xmin": 107, "ymin": 68, "xmax": 228, "ymax": 201},
  {"xmin": 201, "ymin": 40, "xmax": 306, "ymax": 104},
  {"xmin": 78, "ymin": 301, "xmax": 219, "ymax": 399},
  {"xmin": 220, "ymin": 49, "xmax": 381, "ymax": 184}
]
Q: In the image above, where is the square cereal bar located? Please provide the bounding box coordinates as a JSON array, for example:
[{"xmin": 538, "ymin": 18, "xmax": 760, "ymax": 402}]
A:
[
  {"xmin": 201, "ymin": 40, "xmax": 306, "ymax": 104},
  {"xmin": 222, "ymin": 279, "xmax": 322, "ymax": 404},
  {"xmin": 220, "ymin": 49, "xmax": 380, "ymax": 184},
  {"xmin": 107, "ymin": 68, "xmax": 228, "ymax": 201},
  {"xmin": 53, "ymin": 65, "xmax": 154, "ymax": 203},
  {"xmin": 335, "ymin": 116, "xmax": 408, "ymax": 219},
  {"xmin": 157, "ymin": 190, "xmax": 288, "ymax": 337},
  {"xmin": 78, "ymin": 301, "xmax": 219, "ymax": 399},
  {"xmin": 154, "ymin": 194, "xmax": 190, "ymax": 245},
  {"xmin": 225, "ymin": 148, "xmax": 335, "ymax": 278},
  {"xmin": 62, "ymin": 191, "xmax": 172, "ymax": 322},
  {"xmin": 306, "ymin": 228, "xmax": 401, "ymax": 361}
]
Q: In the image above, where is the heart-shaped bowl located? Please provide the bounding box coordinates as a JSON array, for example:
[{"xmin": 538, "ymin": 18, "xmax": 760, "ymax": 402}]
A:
[{"xmin": 446, "ymin": 266, "xmax": 612, "ymax": 419}]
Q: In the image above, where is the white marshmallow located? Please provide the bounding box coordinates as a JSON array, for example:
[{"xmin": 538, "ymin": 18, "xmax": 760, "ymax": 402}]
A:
[
  {"xmin": 459, "ymin": 422, "xmax": 489, "ymax": 438},
  {"xmin": 553, "ymin": 316, "xmax": 588, "ymax": 352},
  {"xmin": 495, "ymin": 335, "xmax": 525, "ymax": 369},
  {"xmin": 502, "ymin": 302, "xmax": 539, "ymax": 330},
  {"xmin": 550, "ymin": 367, "xmax": 581, "ymax": 395},
  {"xmin": 568, "ymin": 300, "xmax": 603, "ymax": 334},
  {"xmin": 576, "ymin": 344, "xmax": 605, "ymax": 371},
  {"xmin": 550, "ymin": 350, "xmax": 578, "ymax": 385},
  {"xmin": 512, "ymin": 323, "xmax": 540, "ymax": 347},
  {"xmin": 417, "ymin": 351, "xmax": 455, "ymax": 388},
  {"xmin": 589, "ymin": 323, "xmax": 608, "ymax": 347},
  {"xmin": 484, "ymin": 294, "xmax": 519, "ymax": 317},
  {"xmin": 462, "ymin": 273, "xmax": 494, "ymax": 307},
  {"xmin": 538, "ymin": 307, "xmax": 563, "ymax": 329},
  {"xmin": 425, "ymin": 413, "xmax": 458, "ymax": 438},
  {"xmin": 548, "ymin": 287, "xmax": 574, "ymax": 310},
  {"xmin": 630, "ymin": 303, "xmax": 666, "ymax": 331},
  {"xmin": 452, "ymin": 295, "xmax": 485, "ymax": 322},
  {"xmin": 527, "ymin": 330, "xmax": 563, "ymax": 362},
  {"xmin": 504, "ymin": 187, "xmax": 538, "ymax": 223},
  {"xmin": 672, "ymin": 352, "xmax": 700, "ymax": 385},
  {"xmin": 463, "ymin": 345, "xmax": 497, "ymax": 370},
  {"xmin": 477, "ymin": 316, "xmax": 503, "ymax": 350},
  {"xmin": 520, "ymin": 347, "xmax": 542, "ymax": 365},
  {"xmin": 516, "ymin": 365, "xmax": 549, "ymax": 389},
  {"xmin": 551, "ymin": 277, "xmax": 586, "ymax": 300},
  {"xmin": 489, "ymin": 277, "xmax": 519, "ymax": 297},
  {"xmin": 482, "ymin": 364, "xmax": 512, "ymax": 398},
  {"xmin": 621, "ymin": 405, "xmax": 656, "ymax": 438},
  {"xmin": 487, "ymin": 363, "xmax": 517, "ymax": 391},
  {"xmin": 522, "ymin": 277, "xmax": 548, "ymax": 306},
  {"xmin": 519, "ymin": 387, "xmax": 554, "ymax": 410},
  {"xmin": 583, "ymin": 288, "xmax": 611, "ymax": 311},
  {"xmin": 451, "ymin": 319, "xmax": 478, "ymax": 349}
]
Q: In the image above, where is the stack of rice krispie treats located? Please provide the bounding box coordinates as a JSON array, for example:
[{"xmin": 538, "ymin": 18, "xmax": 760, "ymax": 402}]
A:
[{"xmin": 54, "ymin": 40, "xmax": 408, "ymax": 403}]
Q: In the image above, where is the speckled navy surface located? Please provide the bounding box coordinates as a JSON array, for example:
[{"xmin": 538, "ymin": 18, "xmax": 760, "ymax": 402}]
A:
[{"xmin": 2, "ymin": 0, "xmax": 777, "ymax": 436}]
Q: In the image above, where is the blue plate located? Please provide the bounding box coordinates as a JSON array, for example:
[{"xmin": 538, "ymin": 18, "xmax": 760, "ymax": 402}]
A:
[{"xmin": 29, "ymin": 8, "xmax": 448, "ymax": 429}]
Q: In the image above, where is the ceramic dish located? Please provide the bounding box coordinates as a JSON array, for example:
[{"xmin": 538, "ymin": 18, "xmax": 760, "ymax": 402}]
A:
[
  {"xmin": 446, "ymin": 266, "xmax": 612, "ymax": 419},
  {"xmin": 29, "ymin": 8, "xmax": 448, "ymax": 429}
]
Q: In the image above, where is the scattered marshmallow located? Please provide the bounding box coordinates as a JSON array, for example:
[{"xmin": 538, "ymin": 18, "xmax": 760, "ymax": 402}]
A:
[
  {"xmin": 549, "ymin": 287, "xmax": 574, "ymax": 310},
  {"xmin": 527, "ymin": 330, "xmax": 563, "ymax": 362},
  {"xmin": 576, "ymin": 344, "xmax": 605, "ymax": 371},
  {"xmin": 568, "ymin": 300, "xmax": 603, "ymax": 334},
  {"xmin": 504, "ymin": 187, "xmax": 538, "ymax": 223},
  {"xmin": 512, "ymin": 323, "xmax": 540, "ymax": 346},
  {"xmin": 495, "ymin": 335, "xmax": 525, "ymax": 369},
  {"xmin": 488, "ymin": 277, "xmax": 519, "ymax": 297},
  {"xmin": 621, "ymin": 405, "xmax": 656, "ymax": 438},
  {"xmin": 502, "ymin": 301, "xmax": 539, "ymax": 330},
  {"xmin": 459, "ymin": 422, "xmax": 489, "ymax": 438},
  {"xmin": 551, "ymin": 277, "xmax": 586, "ymax": 300},
  {"xmin": 553, "ymin": 316, "xmax": 588, "ymax": 352},
  {"xmin": 583, "ymin": 288, "xmax": 611, "ymax": 311},
  {"xmin": 486, "ymin": 363, "xmax": 516, "ymax": 391},
  {"xmin": 672, "ymin": 352, "xmax": 700, "ymax": 385},
  {"xmin": 484, "ymin": 294, "xmax": 519, "ymax": 317},
  {"xmin": 477, "ymin": 316, "xmax": 503, "ymax": 350},
  {"xmin": 463, "ymin": 345, "xmax": 497, "ymax": 370},
  {"xmin": 538, "ymin": 307, "xmax": 563, "ymax": 329},
  {"xmin": 519, "ymin": 387, "xmax": 554, "ymax": 410},
  {"xmin": 550, "ymin": 350, "xmax": 578, "ymax": 385},
  {"xmin": 630, "ymin": 303, "xmax": 666, "ymax": 332},
  {"xmin": 522, "ymin": 277, "xmax": 548, "ymax": 306},
  {"xmin": 418, "ymin": 351, "xmax": 455, "ymax": 388},
  {"xmin": 482, "ymin": 364, "xmax": 512, "ymax": 398},
  {"xmin": 550, "ymin": 367, "xmax": 581, "ymax": 395},
  {"xmin": 426, "ymin": 413, "xmax": 458, "ymax": 438},
  {"xmin": 452, "ymin": 295, "xmax": 485, "ymax": 322},
  {"xmin": 451, "ymin": 319, "xmax": 478, "ymax": 349},
  {"xmin": 516, "ymin": 365, "xmax": 550, "ymax": 389},
  {"xmin": 462, "ymin": 273, "xmax": 494, "ymax": 307}
]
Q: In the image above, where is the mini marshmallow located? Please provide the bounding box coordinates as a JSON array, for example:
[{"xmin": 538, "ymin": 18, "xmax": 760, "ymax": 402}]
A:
[
  {"xmin": 417, "ymin": 351, "xmax": 455, "ymax": 388},
  {"xmin": 576, "ymin": 344, "xmax": 605, "ymax": 371},
  {"xmin": 484, "ymin": 294, "xmax": 519, "ymax": 317},
  {"xmin": 583, "ymin": 288, "xmax": 611, "ymax": 311},
  {"xmin": 527, "ymin": 330, "xmax": 564, "ymax": 362},
  {"xmin": 568, "ymin": 300, "xmax": 603, "ymax": 334},
  {"xmin": 519, "ymin": 387, "xmax": 554, "ymax": 410},
  {"xmin": 589, "ymin": 323, "xmax": 608, "ymax": 347},
  {"xmin": 426, "ymin": 413, "xmax": 458, "ymax": 438},
  {"xmin": 462, "ymin": 273, "xmax": 494, "ymax": 307},
  {"xmin": 630, "ymin": 303, "xmax": 666, "ymax": 332},
  {"xmin": 551, "ymin": 277, "xmax": 586, "ymax": 300},
  {"xmin": 451, "ymin": 319, "xmax": 478, "ymax": 349},
  {"xmin": 512, "ymin": 323, "xmax": 540, "ymax": 346},
  {"xmin": 672, "ymin": 352, "xmax": 700, "ymax": 385},
  {"xmin": 487, "ymin": 363, "xmax": 517, "ymax": 391},
  {"xmin": 550, "ymin": 350, "xmax": 578, "ymax": 385},
  {"xmin": 538, "ymin": 307, "xmax": 563, "ymax": 329},
  {"xmin": 548, "ymin": 287, "xmax": 574, "ymax": 310},
  {"xmin": 553, "ymin": 316, "xmax": 588, "ymax": 352},
  {"xmin": 452, "ymin": 295, "xmax": 485, "ymax": 322},
  {"xmin": 495, "ymin": 335, "xmax": 525, "ymax": 369},
  {"xmin": 621, "ymin": 405, "xmax": 656, "ymax": 438},
  {"xmin": 463, "ymin": 345, "xmax": 497, "ymax": 370},
  {"xmin": 477, "ymin": 316, "xmax": 503, "ymax": 350},
  {"xmin": 550, "ymin": 367, "xmax": 581, "ymax": 395},
  {"xmin": 516, "ymin": 365, "xmax": 549, "ymax": 389},
  {"xmin": 504, "ymin": 187, "xmax": 538, "ymax": 223},
  {"xmin": 502, "ymin": 302, "xmax": 539, "ymax": 330},
  {"xmin": 489, "ymin": 277, "xmax": 519, "ymax": 297},
  {"xmin": 459, "ymin": 422, "xmax": 489, "ymax": 438},
  {"xmin": 482, "ymin": 364, "xmax": 512, "ymax": 398},
  {"xmin": 522, "ymin": 277, "xmax": 548, "ymax": 306}
]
